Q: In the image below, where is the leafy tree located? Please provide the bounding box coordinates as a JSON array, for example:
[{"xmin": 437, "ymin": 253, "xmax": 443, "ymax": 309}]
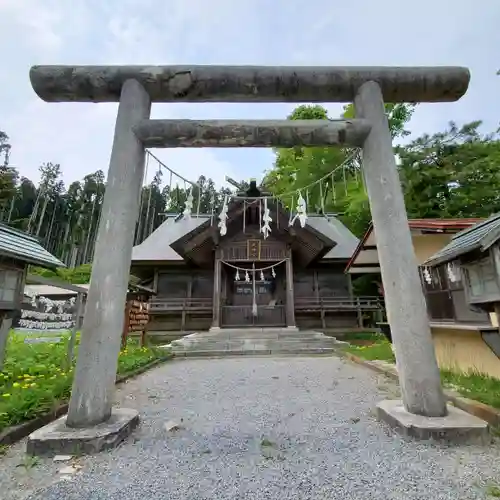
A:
[
  {"xmin": 343, "ymin": 102, "xmax": 415, "ymax": 140},
  {"xmin": 268, "ymin": 107, "xmax": 500, "ymax": 241},
  {"xmin": 0, "ymin": 132, "xmax": 236, "ymax": 268},
  {"xmin": 29, "ymin": 162, "xmax": 63, "ymax": 236},
  {"xmin": 266, "ymin": 103, "xmax": 416, "ymax": 236},
  {"xmin": 0, "ymin": 131, "xmax": 10, "ymax": 167},
  {"xmin": 0, "ymin": 131, "xmax": 18, "ymax": 215},
  {"xmin": 398, "ymin": 121, "xmax": 500, "ymax": 218}
]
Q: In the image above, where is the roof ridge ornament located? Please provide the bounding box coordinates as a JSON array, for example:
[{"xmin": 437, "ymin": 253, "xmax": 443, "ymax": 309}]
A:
[
  {"xmin": 182, "ymin": 188, "xmax": 193, "ymax": 219},
  {"xmin": 218, "ymin": 195, "xmax": 229, "ymax": 236},
  {"xmin": 289, "ymin": 191, "xmax": 308, "ymax": 228},
  {"xmin": 260, "ymin": 198, "xmax": 272, "ymax": 239}
]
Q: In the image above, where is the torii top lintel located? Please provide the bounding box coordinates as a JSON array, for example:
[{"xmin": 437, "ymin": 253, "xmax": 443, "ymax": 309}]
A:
[{"xmin": 29, "ymin": 65, "xmax": 470, "ymax": 104}]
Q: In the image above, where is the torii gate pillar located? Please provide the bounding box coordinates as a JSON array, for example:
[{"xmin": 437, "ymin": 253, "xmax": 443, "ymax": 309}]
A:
[
  {"xmin": 354, "ymin": 81, "xmax": 447, "ymax": 417},
  {"xmin": 26, "ymin": 65, "xmax": 488, "ymax": 456}
]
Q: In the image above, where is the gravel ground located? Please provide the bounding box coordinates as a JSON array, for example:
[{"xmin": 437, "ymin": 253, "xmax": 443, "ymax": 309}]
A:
[{"xmin": 1, "ymin": 356, "xmax": 500, "ymax": 500}]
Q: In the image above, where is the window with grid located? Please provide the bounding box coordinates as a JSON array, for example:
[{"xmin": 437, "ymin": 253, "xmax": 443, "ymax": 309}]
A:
[
  {"xmin": 420, "ymin": 262, "xmax": 489, "ymax": 323},
  {"xmin": 0, "ymin": 269, "xmax": 21, "ymax": 303},
  {"xmin": 420, "ymin": 265, "xmax": 455, "ymax": 321},
  {"xmin": 463, "ymin": 256, "xmax": 500, "ymax": 298}
]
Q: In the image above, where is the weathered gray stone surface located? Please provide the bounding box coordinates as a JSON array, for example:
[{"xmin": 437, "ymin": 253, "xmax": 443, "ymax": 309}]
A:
[
  {"xmin": 133, "ymin": 119, "xmax": 371, "ymax": 148},
  {"xmin": 29, "ymin": 65, "xmax": 470, "ymax": 103},
  {"xmin": 66, "ymin": 79, "xmax": 151, "ymax": 427},
  {"xmin": 2, "ymin": 358, "xmax": 500, "ymax": 500},
  {"xmin": 26, "ymin": 409, "xmax": 139, "ymax": 457},
  {"xmin": 376, "ymin": 399, "xmax": 489, "ymax": 444},
  {"xmin": 354, "ymin": 81, "xmax": 447, "ymax": 417},
  {"xmin": 167, "ymin": 328, "xmax": 341, "ymax": 357}
]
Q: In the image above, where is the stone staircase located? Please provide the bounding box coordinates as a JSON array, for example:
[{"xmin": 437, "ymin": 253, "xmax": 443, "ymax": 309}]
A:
[{"xmin": 164, "ymin": 328, "xmax": 347, "ymax": 357}]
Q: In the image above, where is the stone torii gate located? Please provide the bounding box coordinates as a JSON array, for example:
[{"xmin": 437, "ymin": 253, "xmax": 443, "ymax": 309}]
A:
[{"xmin": 26, "ymin": 65, "xmax": 488, "ymax": 456}]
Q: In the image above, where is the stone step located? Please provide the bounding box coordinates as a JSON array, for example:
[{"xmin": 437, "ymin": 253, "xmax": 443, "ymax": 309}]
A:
[
  {"xmin": 205, "ymin": 331, "xmax": 325, "ymax": 337},
  {"xmin": 171, "ymin": 344, "xmax": 338, "ymax": 355},
  {"xmin": 172, "ymin": 335, "xmax": 337, "ymax": 343},
  {"xmin": 173, "ymin": 347, "xmax": 336, "ymax": 358},
  {"xmin": 166, "ymin": 329, "xmax": 343, "ymax": 358},
  {"xmin": 176, "ymin": 336, "xmax": 324, "ymax": 343},
  {"xmin": 170, "ymin": 333, "xmax": 339, "ymax": 343},
  {"xmin": 170, "ymin": 338, "xmax": 338, "ymax": 348},
  {"xmin": 202, "ymin": 336, "xmax": 335, "ymax": 342}
]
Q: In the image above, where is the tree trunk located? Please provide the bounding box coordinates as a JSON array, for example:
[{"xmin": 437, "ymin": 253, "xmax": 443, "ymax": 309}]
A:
[
  {"xmin": 61, "ymin": 215, "xmax": 72, "ymax": 264},
  {"xmin": 135, "ymin": 189, "xmax": 145, "ymax": 245},
  {"xmin": 83, "ymin": 196, "xmax": 97, "ymax": 263},
  {"xmin": 143, "ymin": 186, "xmax": 152, "ymax": 241},
  {"xmin": 28, "ymin": 186, "xmax": 43, "ymax": 234},
  {"xmin": 45, "ymin": 201, "xmax": 57, "ymax": 248},
  {"xmin": 150, "ymin": 205, "xmax": 156, "ymax": 235},
  {"xmin": 7, "ymin": 196, "xmax": 15, "ymax": 223},
  {"xmin": 35, "ymin": 194, "xmax": 49, "ymax": 237}
]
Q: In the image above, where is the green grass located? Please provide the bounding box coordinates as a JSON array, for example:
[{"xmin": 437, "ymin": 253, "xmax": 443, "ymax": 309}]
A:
[
  {"xmin": 0, "ymin": 333, "xmax": 170, "ymax": 432},
  {"xmin": 29, "ymin": 264, "xmax": 92, "ymax": 284},
  {"xmin": 323, "ymin": 331, "xmax": 384, "ymax": 342},
  {"xmin": 341, "ymin": 332, "xmax": 385, "ymax": 341},
  {"xmin": 441, "ymin": 370, "xmax": 500, "ymax": 410},
  {"xmin": 486, "ymin": 483, "xmax": 500, "ymax": 497},
  {"xmin": 343, "ymin": 338, "xmax": 395, "ymax": 363},
  {"xmin": 342, "ymin": 339, "xmax": 500, "ymax": 410}
]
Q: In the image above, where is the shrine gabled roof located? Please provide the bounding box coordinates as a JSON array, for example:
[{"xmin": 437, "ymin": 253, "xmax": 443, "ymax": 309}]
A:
[
  {"xmin": 424, "ymin": 213, "xmax": 500, "ymax": 267},
  {"xmin": 0, "ymin": 223, "xmax": 65, "ymax": 269},
  {"xmin": 307, "ymin": 215, "xmax": 359, "ymax": 260},
  {"xmin": 132, "ymin": 215, "xmax": 210, "ymax": 262},
  {"xmin": 131, "ymin": 213, "xmax": 358, "ymax": 263}
]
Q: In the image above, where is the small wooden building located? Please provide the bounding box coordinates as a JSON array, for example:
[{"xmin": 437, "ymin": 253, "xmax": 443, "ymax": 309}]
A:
[
  {"xmin": 131, "ymin": 182, "xmax": 383, "ymax": 332},
  {"xmin": 425, "ymin": 213, "xmax": 500, "ymax": 315},
  {"xmin": 423, "ymin": 213, "xmax": 500, "ymax": 378},
  {"xmin": 0, "ymin": 224, "xmax": 65, "ymax": 366},
  {"xmin": 346, "ymin": 218, "xmax": 488, "ymax": 324},
  {"xmin": 0, "ymin": 224, "xmax": 64, "ymax": 315}
]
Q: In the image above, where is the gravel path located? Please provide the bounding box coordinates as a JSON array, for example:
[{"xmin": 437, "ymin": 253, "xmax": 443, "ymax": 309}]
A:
[{"xmin": 1, "ymin": 356, "xmax": 500, "ymax": 499}]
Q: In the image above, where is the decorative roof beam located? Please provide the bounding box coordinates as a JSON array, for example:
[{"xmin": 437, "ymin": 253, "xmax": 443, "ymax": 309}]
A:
[
  {"xmin": 29, "ymin": 65, "xmax": 470, "ymax": 103},
  {"xmin": 132, "ymin": 119, "xmax": 371, "ymax": 148}
]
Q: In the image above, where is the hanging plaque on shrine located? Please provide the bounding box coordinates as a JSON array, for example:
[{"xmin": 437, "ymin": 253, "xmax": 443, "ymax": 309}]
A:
[{"xmin": 247, "ymin": 239, "xmax": 261, "ymax": 260}]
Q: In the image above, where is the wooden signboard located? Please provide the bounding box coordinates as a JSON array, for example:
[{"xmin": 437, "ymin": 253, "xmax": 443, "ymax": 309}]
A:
[{"xmin": 247, "ymin": 239, "xmax": 261, "ymax": 260}]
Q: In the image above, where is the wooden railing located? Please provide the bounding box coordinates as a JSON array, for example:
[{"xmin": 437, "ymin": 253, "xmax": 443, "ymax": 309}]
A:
[
  {"xmin": 294, "ymin": 296, "xmax": 384, "ymax": 311},
  {"xmin": 221, "ymin": 242, "xmax": 286, "ymax": 261},
  {"xmin": 149, "ymin": 296, "xmax": 385, "ymax": 330},
  {"xmin": 294, "ymin": 296, "xmax": 385, "ymax": 328},
  {"xmin": 221, "ymin": 305, "xmax": 286, "ymax": 327},
  {"xmin": 149, "ymin": 297, "xmax": 212, "ymax": 314}
]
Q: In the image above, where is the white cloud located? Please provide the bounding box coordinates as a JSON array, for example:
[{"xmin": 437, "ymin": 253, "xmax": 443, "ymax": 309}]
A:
[
  {"xmin": 1, "ymin": 0, "xmax": 499, "ymax": 191},
  {"xmin": 0, "ymin": 0, "xmax": 63, "ymax": 52}
]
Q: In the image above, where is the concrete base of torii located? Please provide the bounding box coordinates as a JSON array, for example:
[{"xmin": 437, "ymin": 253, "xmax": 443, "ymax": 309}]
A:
[
  {"xmin": 26, "ymin": 408, "xmax": 139, "ymax": 457},
  {"xmin": 376, "ymin": 400, "xmax": 489, "ymax": 444}
]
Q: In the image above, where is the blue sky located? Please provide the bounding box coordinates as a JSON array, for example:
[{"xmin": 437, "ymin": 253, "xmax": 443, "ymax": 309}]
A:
[{"xmin": 1, "ymin": 0, "xmax": 499, "ymax": 188}]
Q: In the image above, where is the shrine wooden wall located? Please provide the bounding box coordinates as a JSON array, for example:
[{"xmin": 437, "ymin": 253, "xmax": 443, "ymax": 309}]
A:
[
  {"xmin": 293, "ymin": 265, "xmax": 359, "ymax": 329},
  {"xmin": 293, "ymin": 265, "xmax": 351, "ymax": 299},
  {"xmin": 156, "ymin": 269, "xmax": 213, "ymax": 301},
  {"xmin": 147, "ymin": 263, "xmax": 359, "ymax": 332},
  {"xmin": 148, "ymin": 268, "xmax": 213, "ymax": 332}
]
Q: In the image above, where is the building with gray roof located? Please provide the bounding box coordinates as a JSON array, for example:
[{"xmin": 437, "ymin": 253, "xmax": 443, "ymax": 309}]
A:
[{"xmin": 130, "ymin": 182, "xmax": 369, "ymax": 332}]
